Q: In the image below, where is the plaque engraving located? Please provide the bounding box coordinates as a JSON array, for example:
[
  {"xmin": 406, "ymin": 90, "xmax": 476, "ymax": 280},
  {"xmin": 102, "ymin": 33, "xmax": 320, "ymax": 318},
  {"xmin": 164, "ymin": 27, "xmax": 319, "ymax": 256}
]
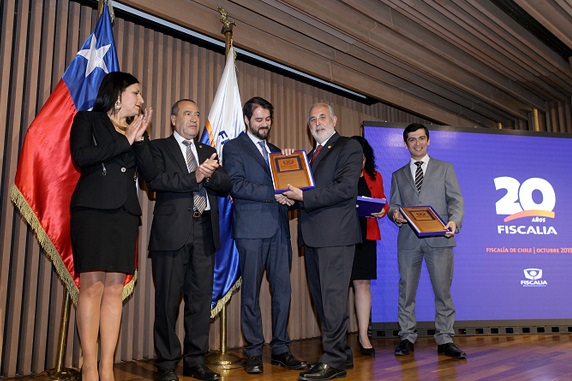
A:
[
  {"xmin": 269, "ymin": 150, "xmax": 315, "ymax": 193},
  {"xmin": 399, "ymin": 206, "xmax": 449, "ymax": 237}
]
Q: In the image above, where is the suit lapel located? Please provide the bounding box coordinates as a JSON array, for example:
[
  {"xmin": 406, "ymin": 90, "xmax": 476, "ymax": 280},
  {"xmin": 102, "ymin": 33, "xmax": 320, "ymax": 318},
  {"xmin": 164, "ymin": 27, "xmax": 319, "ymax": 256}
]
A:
[
  {"xmin": 268, "ymin": 142, "xmax": 281, "ymax": 154},
  {"xmin": 403, "ymin": 159, "xmax": 432, "ymax": 194},
  {"xmin": 196, "ymin": 141, "xmax": 211, "ymax": 162},
  {"xmin": 420, "ymin": 159, "xmax": 436, "ymax": 192},
  {"xmin": 267, "ymin": 142, "xmax": 282, "ymax": 172},
  {"xmin": 240, "ymin": 134, "xmax": 270, "ymax": 171},
  {"xmin": 311, "ymin": 132, "xmax": 339, "ymax": 169},
  {"xmin": 99, "ymin": 113, "xmax": 131, "ymax": 166},
  {"xmin": 400, "ymin": 164, "xmax": 416, "ymax": 193},
  {"xmin": 99, "ymin": 112, "xmax": 117, "ymax": 139},
  {"xmin": 196, "ymin": 143, "xmax": 214, "ymax": 199},
  {"xmin": 167, "ymin": 135, "xmax": 188, "ymax": 173}
]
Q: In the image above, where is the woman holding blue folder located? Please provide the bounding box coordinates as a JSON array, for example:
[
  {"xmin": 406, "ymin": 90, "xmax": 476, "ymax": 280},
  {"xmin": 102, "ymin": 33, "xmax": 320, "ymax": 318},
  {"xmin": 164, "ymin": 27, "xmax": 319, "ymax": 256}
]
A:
[{"xmin": 350, "ymin": 136, "xmax": 389, "ymax": 357}]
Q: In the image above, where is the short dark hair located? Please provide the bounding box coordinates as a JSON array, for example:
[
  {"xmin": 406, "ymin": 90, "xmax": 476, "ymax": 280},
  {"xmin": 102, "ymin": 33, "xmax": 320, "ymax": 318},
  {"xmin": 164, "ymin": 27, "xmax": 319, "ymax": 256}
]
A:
[
  {"xmin": 92, "ymin": 72, "xmax": 139, "ymax": 113},
  {"xmin": 171, "ymin": 99, "xmax": 196, "ymax": 116},
  {"xmin": 351, "ymin": 135, "xmax": 376, "ymax": 180},
  {"xmin": 243, "ymin": 96, "xmax": 273, "ymax": 121},
  {"xmin": 403, "ymin": 123, "xmax": 429, "ymax": 142}
]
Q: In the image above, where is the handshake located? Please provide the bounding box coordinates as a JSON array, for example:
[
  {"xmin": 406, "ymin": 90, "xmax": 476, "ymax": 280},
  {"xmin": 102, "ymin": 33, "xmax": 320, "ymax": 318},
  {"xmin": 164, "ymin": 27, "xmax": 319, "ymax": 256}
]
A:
[{"xmin": 273, "ymin": 148, "xmax": 305, "ymax": 206}]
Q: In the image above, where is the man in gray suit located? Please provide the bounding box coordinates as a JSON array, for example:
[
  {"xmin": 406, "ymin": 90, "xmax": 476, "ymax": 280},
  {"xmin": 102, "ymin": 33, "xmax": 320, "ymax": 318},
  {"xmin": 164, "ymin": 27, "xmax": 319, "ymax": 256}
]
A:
[
  {"xmin": 222, "ymin": 96, "xmax": 306, "ymax": 374},
  {"xmin": 388, "ymin": 123, "xmax": 466, "ymax": 359}
]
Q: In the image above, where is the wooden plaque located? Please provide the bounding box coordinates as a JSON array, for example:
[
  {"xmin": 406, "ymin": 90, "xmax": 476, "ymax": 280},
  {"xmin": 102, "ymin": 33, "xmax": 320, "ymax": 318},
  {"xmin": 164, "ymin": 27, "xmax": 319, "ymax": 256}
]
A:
[
  {"xmin": 269, "ymin": 150, "xmax": 315, "ymax": 193},
  {"xmin": 400, "ymin": 206, "xmax": 449, "ymax": 237}
]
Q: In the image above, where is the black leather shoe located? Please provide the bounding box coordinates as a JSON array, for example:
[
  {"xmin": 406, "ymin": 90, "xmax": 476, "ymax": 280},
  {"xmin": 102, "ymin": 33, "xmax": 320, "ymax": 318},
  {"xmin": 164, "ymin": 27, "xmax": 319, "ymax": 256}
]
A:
[
  {"xmin": 182, "ymin": 364, "xmax": 220, "ymax": 381},
  {"xmin": 438, "ymin": 343, "xmax": 467, "ymax": 359},
  {"xmin": 244, "ymin": 355, "xmax": 263, "ymax": 374},
  {"xmin": 394, "ymin": 340, "xmax": 414, "ymax": 356},
  {"xmin": 358, "ymin": 336, "xmax": 375, "ymax": 357},
  {"xmin": 157, "ymin": 368, "xmax": 178, "ymax": 381},
  {"xmin": 308, "ymin": 361, "xmax": 352, "ymax": 371},
  {"xmin": 271, "ymin": 351, "xmax": 307, "ymax": 370},
  {"xmin": 298, "ymin": 362, "xmax": 346, "ymax": 380}
]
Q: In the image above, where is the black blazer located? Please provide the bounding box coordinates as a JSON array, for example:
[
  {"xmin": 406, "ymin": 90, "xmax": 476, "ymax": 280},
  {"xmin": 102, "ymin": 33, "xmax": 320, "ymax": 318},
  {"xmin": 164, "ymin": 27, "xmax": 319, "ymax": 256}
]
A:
[
  {"xmin": 70, "ymin": 111, "xmax": 149, "ymax": 216},
  {"xmin": 298, "ymin": 133, "xmax": 363, "ymax": 248},
  {"xmin": 134, "ymin": 135, "xmax": 231, "ymax": 252}
]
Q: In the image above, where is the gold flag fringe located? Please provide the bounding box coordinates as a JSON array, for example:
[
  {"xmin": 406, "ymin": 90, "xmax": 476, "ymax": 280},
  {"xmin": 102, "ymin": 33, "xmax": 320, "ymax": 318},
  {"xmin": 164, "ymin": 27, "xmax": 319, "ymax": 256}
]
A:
[
  {"xmin": 10, "ymin": 184, "xmax": 137, "ymax": 305},
  {"xmin": 210, "ymin": 277, "xmax": 242, "ymax": 318},
  {"xmin": 122, "ymin": 269, "xmax": 138, "ymax": 301}
]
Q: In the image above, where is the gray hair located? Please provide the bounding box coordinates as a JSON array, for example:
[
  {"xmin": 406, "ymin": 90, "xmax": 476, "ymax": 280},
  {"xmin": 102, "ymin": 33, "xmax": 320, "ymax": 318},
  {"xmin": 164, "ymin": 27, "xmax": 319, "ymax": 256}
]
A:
[{"xmin": 308, "ymin": 102, "xmax": 335, "ymax": 122}]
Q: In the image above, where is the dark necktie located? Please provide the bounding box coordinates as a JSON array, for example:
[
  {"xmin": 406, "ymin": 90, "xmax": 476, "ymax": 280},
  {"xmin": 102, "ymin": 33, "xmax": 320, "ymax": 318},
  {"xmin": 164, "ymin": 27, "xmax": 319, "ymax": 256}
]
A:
[
  {"xmin": 310, "ymin": 145, "xmax": 323, "ymax": 164},
  {"xmin": 414, "ymin": 161, "xmax": 424, "ymax": 191},
  {"xmin": 183, "ymin": 140, "xmax": 207, "ymax": 214},
  {"xmin": 258, "ymin": 140, "xmax": 269, "ymax": 165}
]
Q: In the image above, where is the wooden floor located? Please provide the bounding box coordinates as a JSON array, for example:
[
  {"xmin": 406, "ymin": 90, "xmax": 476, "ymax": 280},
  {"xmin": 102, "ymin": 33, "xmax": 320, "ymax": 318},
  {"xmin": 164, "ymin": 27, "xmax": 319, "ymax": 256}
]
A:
[{"xmin": 9, "ymin": 333, "xmax": 572, "ymax": 381}]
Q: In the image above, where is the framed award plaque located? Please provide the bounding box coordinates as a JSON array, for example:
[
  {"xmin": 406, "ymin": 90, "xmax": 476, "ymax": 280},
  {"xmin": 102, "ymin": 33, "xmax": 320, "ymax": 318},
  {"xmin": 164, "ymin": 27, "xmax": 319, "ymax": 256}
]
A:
[
  {"xmin": 269, "ymin": 150, "xmax": 315, "ymax": 193},
  {"xmin": 399, "ymin": 206, "xmax": 449, "ymax": 237}
]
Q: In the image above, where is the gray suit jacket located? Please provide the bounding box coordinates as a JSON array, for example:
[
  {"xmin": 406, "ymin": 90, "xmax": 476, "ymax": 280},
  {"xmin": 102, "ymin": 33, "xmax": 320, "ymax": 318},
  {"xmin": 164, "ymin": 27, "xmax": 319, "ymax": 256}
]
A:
[{"xmin": 388, "ymin": 157, "xmax": 464, "ymax": 250}]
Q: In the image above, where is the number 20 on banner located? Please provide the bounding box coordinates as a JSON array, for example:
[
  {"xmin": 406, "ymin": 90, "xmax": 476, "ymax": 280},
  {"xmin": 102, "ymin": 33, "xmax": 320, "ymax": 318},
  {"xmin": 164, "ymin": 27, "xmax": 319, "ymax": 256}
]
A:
[{"xmin": 494, "ymin": 177, "xmax": 555, "ymax": 221}]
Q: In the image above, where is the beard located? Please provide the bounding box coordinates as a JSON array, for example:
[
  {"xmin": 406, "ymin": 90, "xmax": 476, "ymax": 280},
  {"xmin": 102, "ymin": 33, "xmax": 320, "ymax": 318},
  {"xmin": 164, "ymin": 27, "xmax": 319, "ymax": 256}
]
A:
[{"xmin": 250, "ymin": 126, "xmax": 270, "ymax": 140}]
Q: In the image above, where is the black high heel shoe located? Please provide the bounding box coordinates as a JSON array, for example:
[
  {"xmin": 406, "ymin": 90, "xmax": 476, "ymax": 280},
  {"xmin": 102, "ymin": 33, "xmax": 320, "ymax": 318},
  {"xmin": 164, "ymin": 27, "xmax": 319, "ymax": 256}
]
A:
[{"xmin": 358, "ymin": 335, "xmax": 376, "ymax": 357}]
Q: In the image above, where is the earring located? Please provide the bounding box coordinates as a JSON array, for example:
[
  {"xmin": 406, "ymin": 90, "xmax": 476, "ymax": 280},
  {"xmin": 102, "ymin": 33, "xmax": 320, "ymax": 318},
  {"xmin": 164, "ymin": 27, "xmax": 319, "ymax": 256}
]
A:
[{"xmin": 114, "ymin": 100, "xmax": 121, "ymax": 110}]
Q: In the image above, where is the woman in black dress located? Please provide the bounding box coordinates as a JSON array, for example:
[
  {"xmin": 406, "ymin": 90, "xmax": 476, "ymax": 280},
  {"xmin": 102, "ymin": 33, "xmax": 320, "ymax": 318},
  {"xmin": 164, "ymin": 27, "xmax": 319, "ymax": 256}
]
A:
[
  {"xmin": 350, "ymin": 136, "xmax": 389, "ymax": 357},
  {"xmin": 70, "ymin": 72, "xmax": 153, "ymax": 381}
]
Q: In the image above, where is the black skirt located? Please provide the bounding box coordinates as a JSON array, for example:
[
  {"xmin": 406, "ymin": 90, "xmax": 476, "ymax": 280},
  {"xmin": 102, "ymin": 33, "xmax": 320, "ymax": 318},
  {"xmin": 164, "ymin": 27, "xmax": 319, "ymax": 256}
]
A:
[
  {"xmin": 351, "ymin": 176, "xmax": 378, "ymax": 280},
  {"xmin": 351, "ymin": 239, "xmax": 378, "ymax": 280},
  {"xmin": 71, "ymin": 207, "xmax": 139, "ymax": 274}
]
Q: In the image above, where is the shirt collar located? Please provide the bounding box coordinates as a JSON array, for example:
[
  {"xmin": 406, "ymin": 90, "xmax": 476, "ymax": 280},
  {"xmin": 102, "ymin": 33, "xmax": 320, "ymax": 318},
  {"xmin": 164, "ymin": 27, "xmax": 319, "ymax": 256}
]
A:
[
  {"xmin": 316, "ymin": 130, "xmax": 336, "ymax": 149},
  {"xmin": 410, "ymin": 155, "xmax": 429, "ymax": 166},
  {"xmin": 246, "ymin": 131, "xmax": 266, "ymax": 146},
  {"xmin": 173, "ymin": 130, "xmax": 195, "ymax": 146}
]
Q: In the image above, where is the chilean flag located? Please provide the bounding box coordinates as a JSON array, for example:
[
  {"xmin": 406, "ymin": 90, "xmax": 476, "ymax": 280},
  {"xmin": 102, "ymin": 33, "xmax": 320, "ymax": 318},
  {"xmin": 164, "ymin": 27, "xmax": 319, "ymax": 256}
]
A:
[{"xmin": 10, "ymin": 3, "xmax": 134, "ymax": 304}]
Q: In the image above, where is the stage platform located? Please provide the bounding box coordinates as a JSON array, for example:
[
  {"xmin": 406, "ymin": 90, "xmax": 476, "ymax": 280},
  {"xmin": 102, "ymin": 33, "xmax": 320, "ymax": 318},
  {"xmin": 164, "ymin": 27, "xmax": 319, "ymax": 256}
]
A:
[{"xmin": 6, "ymin": 333, "xmax": 572, "ymax": 380}]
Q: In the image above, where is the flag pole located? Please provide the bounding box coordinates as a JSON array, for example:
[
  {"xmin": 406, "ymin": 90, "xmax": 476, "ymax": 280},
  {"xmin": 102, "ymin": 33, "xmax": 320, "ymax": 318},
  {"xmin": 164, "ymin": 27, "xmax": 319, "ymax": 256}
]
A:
[
  {"xmin": 205, "ymin": 7, "xmax": 242, "ymax": 369},
  {"xmin": 34, "ymin": 2, "xmax": 113, "ymax": 379},
  {"xmin": 35, "ymin": 293, "xmax": 80, "ymax": 381}
]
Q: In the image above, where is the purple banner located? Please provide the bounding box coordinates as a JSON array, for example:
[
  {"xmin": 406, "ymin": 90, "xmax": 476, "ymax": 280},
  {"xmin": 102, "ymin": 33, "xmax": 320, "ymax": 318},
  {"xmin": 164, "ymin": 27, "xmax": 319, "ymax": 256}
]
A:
[{"xmin": 365, "ymin": 123, "xmax": 572, "ymax": 322}]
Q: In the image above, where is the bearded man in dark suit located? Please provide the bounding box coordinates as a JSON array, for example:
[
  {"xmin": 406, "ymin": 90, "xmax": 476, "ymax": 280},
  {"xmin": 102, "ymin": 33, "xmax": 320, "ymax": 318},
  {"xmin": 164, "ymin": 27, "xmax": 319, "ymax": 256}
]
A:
[{"xmin": 222, "ymin": 96, "xmax": 306, "ymax": 375}]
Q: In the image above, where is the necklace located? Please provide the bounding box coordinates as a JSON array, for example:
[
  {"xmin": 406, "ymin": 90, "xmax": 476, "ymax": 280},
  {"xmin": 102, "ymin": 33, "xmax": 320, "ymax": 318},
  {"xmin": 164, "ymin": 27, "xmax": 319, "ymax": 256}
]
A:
[
  {"xmin": 113, "ymin": 123, "xmax": 127, "ymax": 132},
  {"xmin": 108, "ymin": 115, "xmax": 128, "ymax": 134}
]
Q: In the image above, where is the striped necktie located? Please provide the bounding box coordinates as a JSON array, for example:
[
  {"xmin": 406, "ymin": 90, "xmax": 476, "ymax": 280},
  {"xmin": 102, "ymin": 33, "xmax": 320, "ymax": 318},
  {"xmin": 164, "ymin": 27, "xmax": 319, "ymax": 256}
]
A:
[
  {"xmin": 183, "ymin": 140, "xmax": 207, "ymax": 214},
  {"xmin": 414, "ymin": 161, "xmax": 424, "ymax": 191}
]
